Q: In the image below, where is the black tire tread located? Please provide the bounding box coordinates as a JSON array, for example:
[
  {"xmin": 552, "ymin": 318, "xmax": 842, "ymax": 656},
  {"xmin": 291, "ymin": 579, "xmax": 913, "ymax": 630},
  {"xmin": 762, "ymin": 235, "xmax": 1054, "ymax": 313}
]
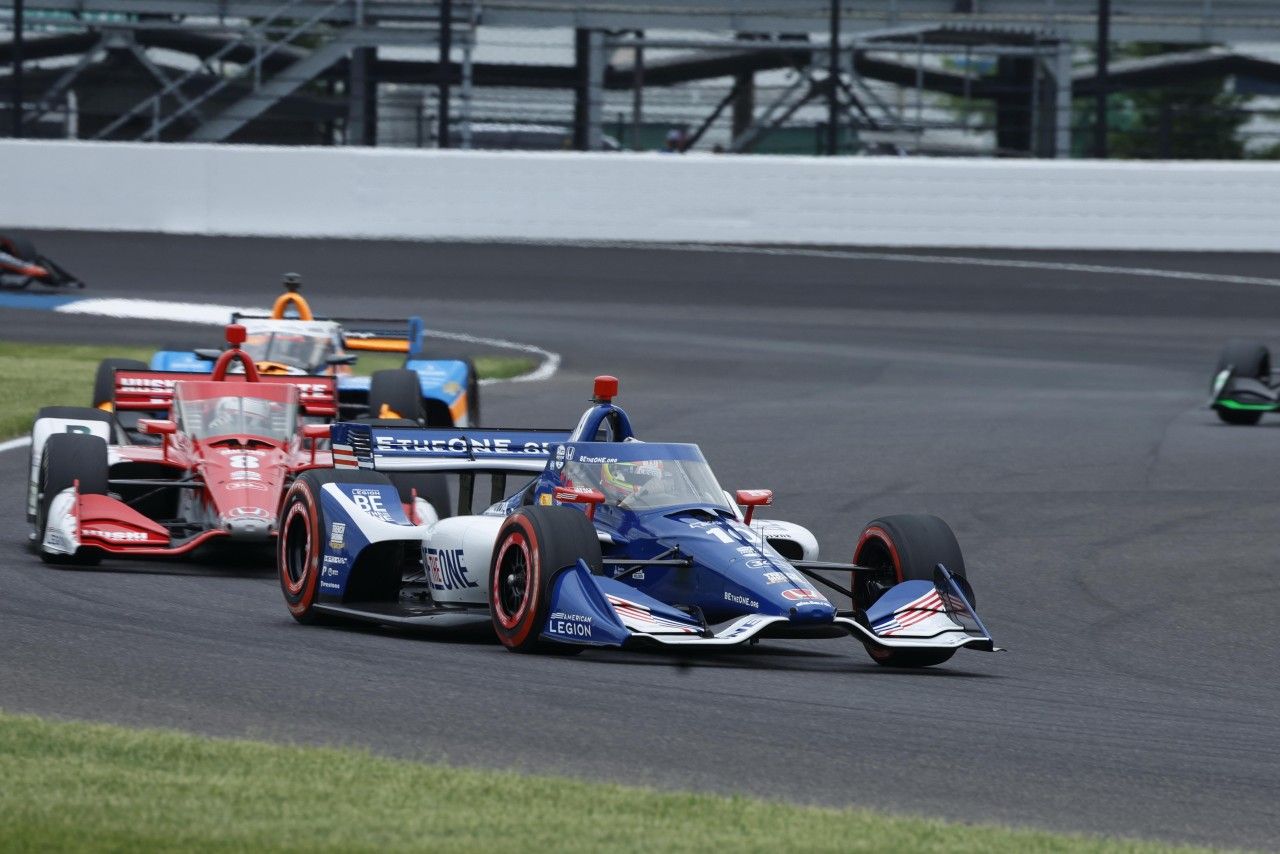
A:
[
  {"xmin": 92, "ymin": 358, "xmax": 148, "ymax": 409},
  {"xmin": 37, "ymin": 433, "xmax": 109, "ymax": 565},
  {"xmin": 368, "ymin": 369, "xmax": 424, "ymax": 422}
]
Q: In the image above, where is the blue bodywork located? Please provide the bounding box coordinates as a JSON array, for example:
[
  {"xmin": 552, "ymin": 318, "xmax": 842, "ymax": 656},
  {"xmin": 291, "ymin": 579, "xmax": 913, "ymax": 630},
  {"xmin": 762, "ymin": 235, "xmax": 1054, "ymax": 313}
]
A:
[
  {"xmin": 534, "ymin": 440, "xmax": 836, "ymax": 632},
  {"xmin": 314, "ymin": 480, "xmax": 410, "ymax": 599}
]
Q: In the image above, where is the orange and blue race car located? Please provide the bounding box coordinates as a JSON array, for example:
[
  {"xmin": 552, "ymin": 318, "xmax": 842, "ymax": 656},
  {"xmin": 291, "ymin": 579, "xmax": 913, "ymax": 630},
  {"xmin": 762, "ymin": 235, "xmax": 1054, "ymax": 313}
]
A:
[{"xmin": 134, "ymin": 276, "xmax": 479, "ymax": 429}]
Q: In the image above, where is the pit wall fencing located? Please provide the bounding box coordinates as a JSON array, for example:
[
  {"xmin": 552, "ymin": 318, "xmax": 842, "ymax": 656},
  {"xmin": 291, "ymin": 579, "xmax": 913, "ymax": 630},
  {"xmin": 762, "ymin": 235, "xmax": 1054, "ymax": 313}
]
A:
[{"xmin": 4, "ymin": 139, "xmax": 1279, "ymax": 251}]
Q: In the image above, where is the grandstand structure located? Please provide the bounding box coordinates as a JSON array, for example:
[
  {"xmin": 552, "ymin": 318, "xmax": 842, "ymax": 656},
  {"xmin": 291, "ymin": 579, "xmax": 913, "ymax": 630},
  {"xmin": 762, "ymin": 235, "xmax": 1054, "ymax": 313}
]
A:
[{"xmin": 4, "ymin": 1, "xmax": 1280, "ymax": 156}]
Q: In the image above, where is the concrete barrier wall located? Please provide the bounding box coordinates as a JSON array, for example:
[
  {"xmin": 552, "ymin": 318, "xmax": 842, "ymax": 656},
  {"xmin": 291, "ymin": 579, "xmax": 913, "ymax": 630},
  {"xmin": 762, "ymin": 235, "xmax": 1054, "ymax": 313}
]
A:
[{"xmin": 4, "ymin": 139, "xmax": 1280, "ymax": 250}]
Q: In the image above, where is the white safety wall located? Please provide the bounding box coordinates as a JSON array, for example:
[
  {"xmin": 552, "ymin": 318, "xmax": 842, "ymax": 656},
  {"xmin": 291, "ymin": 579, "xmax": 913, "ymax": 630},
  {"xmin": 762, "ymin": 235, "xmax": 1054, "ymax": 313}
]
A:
[{"xmin": 3, "ymin": 138, "xmax": 1280, "ymax": 250}]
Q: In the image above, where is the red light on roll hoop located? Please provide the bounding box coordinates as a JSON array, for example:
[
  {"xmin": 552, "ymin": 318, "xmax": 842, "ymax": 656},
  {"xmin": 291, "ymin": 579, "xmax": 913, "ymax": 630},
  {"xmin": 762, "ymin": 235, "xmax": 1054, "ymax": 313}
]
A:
[{"xmin": 593, "ymin": 375, "xmax": 618, "ymax": 404}]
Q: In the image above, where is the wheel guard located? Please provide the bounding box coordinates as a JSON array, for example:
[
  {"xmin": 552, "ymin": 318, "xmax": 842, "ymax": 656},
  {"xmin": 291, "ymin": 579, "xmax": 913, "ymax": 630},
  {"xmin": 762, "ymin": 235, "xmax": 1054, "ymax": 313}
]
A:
[{"xmin": 541, "ymin": 561, "xmax": 704, "ymax": 647}]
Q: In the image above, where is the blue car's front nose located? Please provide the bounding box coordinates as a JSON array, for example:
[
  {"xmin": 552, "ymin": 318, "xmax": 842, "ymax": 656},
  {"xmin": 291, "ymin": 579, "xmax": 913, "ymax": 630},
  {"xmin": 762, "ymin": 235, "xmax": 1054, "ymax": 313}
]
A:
[{"xmin": 787, "ymin": 599, "xmax": 838, "ymax": 623}]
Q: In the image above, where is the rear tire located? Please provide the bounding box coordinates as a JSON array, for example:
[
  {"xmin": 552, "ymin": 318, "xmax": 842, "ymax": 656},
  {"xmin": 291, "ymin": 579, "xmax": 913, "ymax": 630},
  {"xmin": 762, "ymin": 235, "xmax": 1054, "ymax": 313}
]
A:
[
  {"xmin": 465, "ymin": 358, "xmax": 481, "ymax": 426},
  {"xmin": 279, "ymin": 468, "xmax": 396, "ymax": 624},
  {"xmin": 368, "ymin": 369, "xmax": 423, "ymax": 422},
  {"xmin": 92, "ymin": 358, "xmax": 148, "ymax": 409},
  {"xmin": 853, "ymin": 514, "xmax": 968, "ymax": 668},
  {"xmin": 36, "ymin": 433, "xmax": 109, "ymax": 566},
  {"xmin": 489, "ymin": 506, "xmax": 602, "ymax": 653},
  {"xmin": 1213, "ymin": 340, "xmax": 1269, "ymax": 425}
]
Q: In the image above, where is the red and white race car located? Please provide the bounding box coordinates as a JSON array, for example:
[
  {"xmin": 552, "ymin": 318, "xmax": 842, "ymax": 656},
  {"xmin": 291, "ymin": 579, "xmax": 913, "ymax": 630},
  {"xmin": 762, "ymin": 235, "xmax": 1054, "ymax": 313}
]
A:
[{"xmin": 27, "ymin": 325, "xmax": 441, "ymax": 565}]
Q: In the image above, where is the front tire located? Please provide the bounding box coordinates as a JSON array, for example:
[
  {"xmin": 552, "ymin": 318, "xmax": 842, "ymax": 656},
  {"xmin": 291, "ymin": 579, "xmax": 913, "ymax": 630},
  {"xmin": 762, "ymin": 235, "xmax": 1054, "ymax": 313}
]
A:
[
  {"xmin": 853, "ymin": 514, "xmax": 968, "ymax": 668},
  {"xmin": 28, "ymin": 406, "xmax": 115, "ymax": 522},
  {"xmin": 368, "ymin": 369, "xmax": 423, "ymax": 422},
  {"xmin": 488, "ymin": 506, "xmax": 602, "ymax": 653},
  {"xmin": 36, "ymin": 433, "xmax": 109, "ymax": 566}
]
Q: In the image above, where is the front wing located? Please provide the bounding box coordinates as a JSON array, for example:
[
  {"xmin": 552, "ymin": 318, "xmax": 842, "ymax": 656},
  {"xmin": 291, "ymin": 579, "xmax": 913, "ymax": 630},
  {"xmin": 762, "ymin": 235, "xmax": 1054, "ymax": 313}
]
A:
[
  {"xmin": 1211, "ymin": 374, "xmax": 1280, "ymax": 414},
  {"xmin": 539, "ymin": 561, "xmax": 999, "ymax": 653},
  {"xmin": 42, "ymin": 487, "xmax": 227, "ymax": 557}
]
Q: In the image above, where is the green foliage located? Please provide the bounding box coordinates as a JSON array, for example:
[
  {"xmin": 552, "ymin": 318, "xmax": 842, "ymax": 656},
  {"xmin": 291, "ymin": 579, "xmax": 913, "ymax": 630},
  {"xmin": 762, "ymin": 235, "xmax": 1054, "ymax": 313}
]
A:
[{"xmin": 1075, "ymin": 44, "xmax": 1247, "ymax": 159}]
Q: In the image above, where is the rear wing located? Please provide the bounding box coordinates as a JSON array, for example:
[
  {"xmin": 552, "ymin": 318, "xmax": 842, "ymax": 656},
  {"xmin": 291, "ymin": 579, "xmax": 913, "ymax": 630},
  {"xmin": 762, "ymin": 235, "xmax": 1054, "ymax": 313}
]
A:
[
  {"xmin": 231, "ymin": 311, "xmax": 425, "ymax": 356},
  {"xmin": 113, "ymin": 369, "xmax": 337, "ymax": 417},
  {"xmin": 331, "ymin": 422, "xmax": 571, "ymax": 473}
]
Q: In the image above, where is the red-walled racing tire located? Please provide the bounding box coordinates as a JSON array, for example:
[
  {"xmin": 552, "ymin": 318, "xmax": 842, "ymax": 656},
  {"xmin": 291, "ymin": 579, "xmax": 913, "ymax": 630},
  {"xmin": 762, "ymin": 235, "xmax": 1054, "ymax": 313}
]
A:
[
  {"xmin": 488, "ymin": 505, "xmax": 601, "ymax": 653},
  {"xmin": 853, "ymin": 514, "xmax": 968, "ymax": 669}
]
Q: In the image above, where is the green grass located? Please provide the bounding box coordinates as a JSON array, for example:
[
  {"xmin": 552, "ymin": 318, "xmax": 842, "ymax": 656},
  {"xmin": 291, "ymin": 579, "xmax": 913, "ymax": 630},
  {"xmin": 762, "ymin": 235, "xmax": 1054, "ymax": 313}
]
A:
[
  {"xmin": 0, "ymin": 341, "xmax": 534, "ymax": 440},
  {"xmin": 0, "ymin": 712, "xmax": 1219, "ymax": 854}
]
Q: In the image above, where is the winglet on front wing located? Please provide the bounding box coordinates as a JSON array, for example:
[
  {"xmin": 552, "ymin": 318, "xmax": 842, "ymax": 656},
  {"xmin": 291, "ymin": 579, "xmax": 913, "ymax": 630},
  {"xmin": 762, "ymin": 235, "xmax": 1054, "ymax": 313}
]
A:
[
  {"xmin": 850, "ymin": 565, "xmax": 1002, "ymax": 653},
  {"xmin": 42, "ymin": 487, "xmax": 180, "ymax": 556}
]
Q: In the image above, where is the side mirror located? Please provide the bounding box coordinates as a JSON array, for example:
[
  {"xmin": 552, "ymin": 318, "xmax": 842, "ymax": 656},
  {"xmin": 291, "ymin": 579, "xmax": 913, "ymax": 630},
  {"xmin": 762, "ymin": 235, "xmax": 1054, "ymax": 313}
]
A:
[
  {"xmin": 735, "ymin": 489, "xmax": 773, "ymax": 525},
  {"xmin": 140, "ymin": 419, "xmax": 177, "ymax": 459},
  {"xmin": 139, "ymin": 419, "xmax": 177, "ymax": 435},
  {"xmin": 302, "ymin": 423, "xmax": 330, "ymax": 464},
  {"xmin": 326, "ymin": 354, "xmax": 358, "ymax": 366},
  {"xmin": 554, "ymin": 485, "xmax": 605, "ymax": 520}
]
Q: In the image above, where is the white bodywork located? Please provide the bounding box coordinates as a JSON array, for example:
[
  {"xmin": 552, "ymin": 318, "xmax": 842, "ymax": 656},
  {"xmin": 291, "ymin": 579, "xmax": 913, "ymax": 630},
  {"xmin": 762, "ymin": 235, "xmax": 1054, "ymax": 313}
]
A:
[
  {"xmin": 721, "ymin": 490, "xmax": 819, "ymax": 561},
  {"xmin": 41, "ymin": 488, "xmax": 79, "ymax": 554},
  {"xmin": 419, "ymin": 515, "xmax": 504, "ymax": 606},
  {"xmin": 322, "ymin": 482, "xmax": 499, "ymax": 606},
  {"xmin": 747, "ymin": 517, "xmax": 820, "ymax": 561}
]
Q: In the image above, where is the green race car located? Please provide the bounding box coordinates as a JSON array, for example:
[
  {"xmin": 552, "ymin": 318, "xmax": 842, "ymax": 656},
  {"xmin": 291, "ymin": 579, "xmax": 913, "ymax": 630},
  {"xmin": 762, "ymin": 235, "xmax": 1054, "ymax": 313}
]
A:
[{"xmin": 1209, "ymin": 339, "xmax": 1279, "ymax": 425}]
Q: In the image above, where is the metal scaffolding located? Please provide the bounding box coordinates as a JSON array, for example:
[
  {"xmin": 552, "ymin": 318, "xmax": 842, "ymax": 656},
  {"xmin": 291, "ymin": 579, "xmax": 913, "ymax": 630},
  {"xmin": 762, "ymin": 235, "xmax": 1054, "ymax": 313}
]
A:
[{"xmin": 6, "ymin": 1, "xmax": 1280, "ymax": 153}]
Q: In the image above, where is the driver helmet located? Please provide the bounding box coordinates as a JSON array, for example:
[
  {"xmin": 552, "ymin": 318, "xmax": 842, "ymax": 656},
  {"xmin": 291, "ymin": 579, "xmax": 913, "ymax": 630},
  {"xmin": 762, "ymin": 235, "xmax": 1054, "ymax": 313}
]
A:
[
  {"xmin": 209, "ymin": 397, "xmax": 275, "ymax": 435},
  {"xmin": 273, "ymin": 334, "xmax": 313, "ymax": 367},
  {"xmin": 599, "ymin": 460, "xmax": 663, "ymax": 500}
]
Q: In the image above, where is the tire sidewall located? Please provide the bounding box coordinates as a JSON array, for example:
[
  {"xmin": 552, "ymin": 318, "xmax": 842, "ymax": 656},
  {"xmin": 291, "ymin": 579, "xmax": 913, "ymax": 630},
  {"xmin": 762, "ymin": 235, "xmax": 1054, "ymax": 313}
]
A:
[
  {"xmin": 279, "ymin": 479, "xmax": 322, "ymax": 621},
  {"xmin": 490, "ymin": 514, "xmax": 543, "ymax": 650}
]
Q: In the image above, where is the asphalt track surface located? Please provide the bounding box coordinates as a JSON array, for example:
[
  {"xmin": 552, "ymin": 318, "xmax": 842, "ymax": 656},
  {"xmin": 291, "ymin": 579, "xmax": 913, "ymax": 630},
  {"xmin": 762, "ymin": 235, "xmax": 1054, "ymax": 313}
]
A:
[{"xmin": 4, "ymin": 231, "xmax": 1280, "ymax": 849}]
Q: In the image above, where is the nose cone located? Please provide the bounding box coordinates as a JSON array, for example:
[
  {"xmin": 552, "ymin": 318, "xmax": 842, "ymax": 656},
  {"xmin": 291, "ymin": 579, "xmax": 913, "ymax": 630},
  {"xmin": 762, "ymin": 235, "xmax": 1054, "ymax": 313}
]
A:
[
  {"xmin": 788, "ymin": 599, "xmax": 837, "ymax": 623},
  {"xmin": 222, "ymin": 514, "xmax": 274, "ymax": 541}
]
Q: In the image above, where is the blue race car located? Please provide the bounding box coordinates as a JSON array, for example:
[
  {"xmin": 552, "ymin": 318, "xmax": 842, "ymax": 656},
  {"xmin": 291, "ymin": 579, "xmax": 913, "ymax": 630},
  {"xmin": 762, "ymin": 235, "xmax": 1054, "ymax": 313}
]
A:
[
  {"xmin": 277, "ymin": 377, "xmax": 999, "ymax": 668},
  {"xmin": 113, "ymin": 276, "xmax": 478, "ymax": 429}
]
